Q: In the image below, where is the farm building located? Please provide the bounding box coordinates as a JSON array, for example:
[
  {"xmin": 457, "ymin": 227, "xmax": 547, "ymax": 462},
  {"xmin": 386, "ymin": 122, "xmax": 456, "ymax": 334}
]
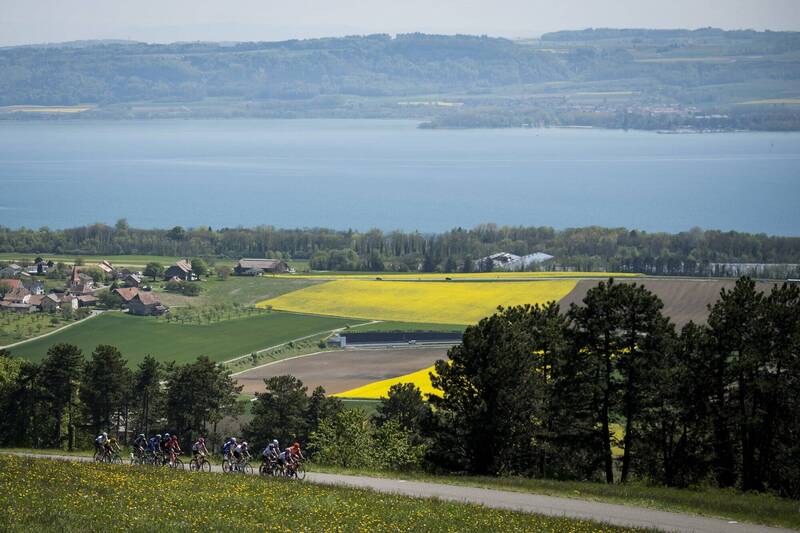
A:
[
  {"xmin": 123, "ymin": 273, "xmax": 143, "ymax": 288},
  {"xmin": 475, "ymin": 251, "xmax": 554, "ymax": 272},
  {"xmin": 234, "ymin": 258, "xmax": 289, "ymax": 276},
  {"xmin": 128, "ymin": 292, "xmax": 166, "ymax": 316},
  {"xmin": 97, "ymin": 260, "xmax": 115, "ymax": 276},
  {"xmin": 114, "ymin": 287, "xmax": 140, "ymax": 303},
  {"xmin": 164, "ymin": 260, "xmax": 196, "ymax": 281},
  {"xmin": 0, "ymin": 264, "xmax": 23, "ymax": 278},
  {"xmin": 40, "ymin": 293, "xmax": 60, "ymax": 312}
]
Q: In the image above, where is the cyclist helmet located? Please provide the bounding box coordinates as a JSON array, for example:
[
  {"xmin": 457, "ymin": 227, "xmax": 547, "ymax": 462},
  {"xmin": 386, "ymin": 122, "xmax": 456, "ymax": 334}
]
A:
[
  {"xmin": 139, "ymin": 433, "xmax": 145, "ymax": 439},
  {"xmin": 242, "ymin": 441, "xmax": 248, "ymax": 447},
  {"xmin": 272, "ymin": 439, "xmax": 279, "ymax": 446},
  {"xmin": 231, "ymin": 437, "xmax": 237, "ymax": 444},
  {"xmin": 156, "ymin": 434, "xmax": 162, "ymax": 439},
  {"xmin": 198, "ymin": 437, "xmax": 205, "ymax": 443},
  {"xmin": 164, "ymin": 433, "xmax": 170, "ymax": 438},
  {"xmin": 102, "ymin": 432, "xmax": 108, "ymax": 438}
]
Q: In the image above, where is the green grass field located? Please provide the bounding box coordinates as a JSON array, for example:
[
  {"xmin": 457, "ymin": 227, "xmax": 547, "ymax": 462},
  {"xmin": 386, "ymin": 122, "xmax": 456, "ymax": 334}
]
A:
[
  {"xmin": 0, "ymin": 312, "xmax": 82, "ymax": 347},
  {"xmin": 154, "ymin": 275, "xmax": 322, "ymax": 307},
  {"xmin": 8, "ymin": 311, "xmax": 354, "ymax": 366},
  {"xmin": 0, "ymin": 455, "xmax": 639, "ymax": 532},
  {"xmin": 307, "ymin": 465, "xmax": 800, "ymax": 530}
]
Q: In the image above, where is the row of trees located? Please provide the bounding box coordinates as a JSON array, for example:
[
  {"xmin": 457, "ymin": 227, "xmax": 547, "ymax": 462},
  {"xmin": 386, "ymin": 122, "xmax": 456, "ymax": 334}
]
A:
[
  {"xmin": 0, "ymin": 347, "xmax": 241, "ymax": 452},
  {"xmin": 422, "ymin": 278, "xmax": 800, "ymax": 497},
  {"xmin": 2, "ymin": 223, "xmax": 799, "ymax": 278}
]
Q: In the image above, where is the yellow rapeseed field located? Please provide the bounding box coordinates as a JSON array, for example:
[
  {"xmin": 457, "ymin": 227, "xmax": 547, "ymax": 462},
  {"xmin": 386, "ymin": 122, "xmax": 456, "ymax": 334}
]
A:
[
  {"xmin": 334, "ymin": 365, "xmax": 441, "ymax": 399},
  {"xmin": 258, "ymin": 279, "xmax": 578, "ymax": 324},
  {"xmin": 276, "ymin": 272, "xmax": 638, "ymax": 281}
]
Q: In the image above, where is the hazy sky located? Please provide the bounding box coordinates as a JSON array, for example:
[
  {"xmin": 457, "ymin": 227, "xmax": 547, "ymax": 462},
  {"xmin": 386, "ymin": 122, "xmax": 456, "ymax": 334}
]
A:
[{"xmin": 1, "ymin": 0, "xmax": 798, "ymax": 46}]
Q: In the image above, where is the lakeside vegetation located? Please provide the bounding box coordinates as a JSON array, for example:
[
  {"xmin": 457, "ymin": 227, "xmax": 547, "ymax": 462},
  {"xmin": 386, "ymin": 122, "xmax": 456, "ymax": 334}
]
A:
[
  {"xmin": 0, "ymin": 456, "xmax": 640, "ymax": 533},
  {"xmin": 2, "ymin": 222, "xmax": 798, "ymax": 278}
]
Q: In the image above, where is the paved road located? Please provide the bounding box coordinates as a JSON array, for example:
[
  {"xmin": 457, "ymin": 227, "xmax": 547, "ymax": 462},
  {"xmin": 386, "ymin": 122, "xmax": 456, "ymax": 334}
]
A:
[{"xmin": 4, "ymin": 452, "xmax": 794, "ymax": 533}]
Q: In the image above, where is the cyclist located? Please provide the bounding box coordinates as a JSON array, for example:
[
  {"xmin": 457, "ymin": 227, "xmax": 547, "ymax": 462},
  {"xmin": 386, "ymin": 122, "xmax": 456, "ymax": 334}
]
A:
[
  {"xmin": 261, "ymin": 439, "xmax": 280, "ymax": 465},
  {"xmin": 160, "ymin": 433, "xmax": 172, "ymax": 464},
  {"xmin": 108, "ymin": 437, "xmax": 121, "ymax": 458},
  {"xmin": 132, "ymin": 433, "xmax": 147, "ymax": 458},
  {"xmin": 165, "ymin": 434, "xmax": 181, "ymax": 466},
  {"xmin": 147, "ymin": 434, "xmax": 162, "ymax": 461},
  {"xmin": 192, "ymin": 436, "xmax": 209, "ymax": 466},
  {"xmin": 94, "ymin": 432, "xmax": 110, "ymax": 459},
  {"xmin": 232, "ymin": 440, "xmax": 250, "ymax": 466},
  {"xmin": 284, "ymin": 441, "xmax": 304, "ymax": 472},
  {"xmin": 222, "ymin": 436, "xmax": 237, "ymax": 464}
]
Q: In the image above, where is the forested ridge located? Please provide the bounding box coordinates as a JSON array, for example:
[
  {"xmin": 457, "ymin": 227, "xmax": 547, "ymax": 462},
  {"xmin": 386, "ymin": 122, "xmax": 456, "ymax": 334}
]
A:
[
  {"xmin": 2, "ymin": 223, "xmax": 799, "ymax": 277},
  {"xmin": 2, "ymin": 30, "xmax": 800, "ymax": 130}
]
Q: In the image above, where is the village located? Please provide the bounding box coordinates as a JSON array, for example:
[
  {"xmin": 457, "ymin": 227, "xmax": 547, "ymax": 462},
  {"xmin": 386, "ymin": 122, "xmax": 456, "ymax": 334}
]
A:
[{"xmin": 0, "ymin": 258, "xmax": 290, "ymax": 317}]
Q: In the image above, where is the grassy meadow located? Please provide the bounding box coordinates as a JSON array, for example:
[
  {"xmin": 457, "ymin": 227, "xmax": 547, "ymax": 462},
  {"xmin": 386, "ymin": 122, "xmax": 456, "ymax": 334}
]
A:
[
  {"xmin": 0, "ymin": 455, "xmax": 641, "ymax": 533},
  {"xmin": 8, "ymin": 311, "xmax": 354, "ymax": 366},
  {"xmin": 259, "ymin": 279, "xmax": 578, "ymax": 324},
  {"xmin": 276, "ymin": 271, "xmax": 639, "ymax": 280},
  {"xmin": 0, "ymin": 311, "xmax": 82, "ymax": 347}
]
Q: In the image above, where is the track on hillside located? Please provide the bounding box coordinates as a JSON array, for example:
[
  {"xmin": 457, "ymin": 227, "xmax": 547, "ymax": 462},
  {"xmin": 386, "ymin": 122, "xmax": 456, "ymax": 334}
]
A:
[
  {"xmin": 558, "ymin": 278, "xmax": 778, "ymax": 326},
  {"xmin": 235, "ymin": 346, "xmax": 448, "ymax": 396}
]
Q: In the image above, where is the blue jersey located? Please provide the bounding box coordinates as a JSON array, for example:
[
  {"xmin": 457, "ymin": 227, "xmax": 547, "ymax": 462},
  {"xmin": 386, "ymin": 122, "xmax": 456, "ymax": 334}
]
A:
[
  {"xmin": 147, "ymin": 437, "xmax": 159, "ymax": 452},
  {"xmin": 223, "ymin": 441, "xmax": 233, "ymax": 455}
]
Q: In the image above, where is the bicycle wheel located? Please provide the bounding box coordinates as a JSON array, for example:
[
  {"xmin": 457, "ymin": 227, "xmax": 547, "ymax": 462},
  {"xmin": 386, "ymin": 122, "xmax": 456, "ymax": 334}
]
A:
[
  {"xmin": 111, "ymin": 454, "xmax": 123, "ymax": 465},
  {"xmin": 294, "ymin": 464, "xmax": 306, "ymax": 480},
  {"xmin": 173, "ymin": 458, "xmax": 184, "ymax": 470},
  {"xmin": 259, "ymin": 463, "xmax": 269, "ymax": 476},
  {"xmin": 93, "ymin": 451, "xmax": 103, "ymax": 463},
  {"xmin": 222, "ymin": 459, "xmax": 231, "ymax": 473},
  {"xmin": 241, "ymin": 462, "xmax": 253, "ymax": 475},
  {"xmin": 201, "ymin": 459, "xmax": 211, "ymax": 472},
  {"xmin": 189, "ymin": 459, "xmax": 199, "ymax": 472}
]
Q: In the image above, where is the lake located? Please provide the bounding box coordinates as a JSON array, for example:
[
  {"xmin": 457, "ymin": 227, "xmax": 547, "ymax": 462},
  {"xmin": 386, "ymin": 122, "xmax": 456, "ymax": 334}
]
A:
[{"xmin": 0, "ymin": 119, "xmax": 798, "ymax": 235}]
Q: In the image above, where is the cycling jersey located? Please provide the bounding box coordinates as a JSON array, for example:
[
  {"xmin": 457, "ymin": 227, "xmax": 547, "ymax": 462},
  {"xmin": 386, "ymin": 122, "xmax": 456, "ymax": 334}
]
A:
[{"xmin": 147, "ymin": 437, "xmax": 160, "ymax": 452}]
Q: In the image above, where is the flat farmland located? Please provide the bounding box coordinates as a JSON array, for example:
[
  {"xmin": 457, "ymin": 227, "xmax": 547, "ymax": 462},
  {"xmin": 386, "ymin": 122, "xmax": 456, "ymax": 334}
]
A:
[
  {"xmin": 559, "ymin": 278, "xmax": 779, "ymax": 326},
  {"xmin": 234, "ymin": 346, "xmax": 449, "ymax": 396},
  {"xmin": 8, "ymin": 311, "xmax": 353, "ymax": 366},
  {"xmin": 258, "ymin": 279, "xmax": 578, "ymax": 324}
]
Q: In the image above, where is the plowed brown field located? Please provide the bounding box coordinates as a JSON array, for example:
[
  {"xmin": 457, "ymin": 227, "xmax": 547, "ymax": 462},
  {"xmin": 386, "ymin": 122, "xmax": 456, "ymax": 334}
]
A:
[
  {"xmin": 558, "ymin": 278, "xmax": 777, "ymax": 326},
  {"xmin": 235, "ymin": 346, "xmax": 449, "ymax": 396}
]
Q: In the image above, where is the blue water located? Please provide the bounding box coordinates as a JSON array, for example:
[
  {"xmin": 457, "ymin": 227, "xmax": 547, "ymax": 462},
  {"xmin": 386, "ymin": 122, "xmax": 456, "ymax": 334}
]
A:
[{"xmin": 0, "ymin": 119, "xmax": 798, "ymax": 235}]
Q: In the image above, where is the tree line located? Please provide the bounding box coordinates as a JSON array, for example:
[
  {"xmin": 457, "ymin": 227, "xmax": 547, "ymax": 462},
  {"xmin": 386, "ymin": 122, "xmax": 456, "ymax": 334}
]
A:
[
  {"xmin": 0, "ymin": 348, "xmax": 241, "ymax": 452},
  {"xmin": 420, "ymin": 277, "xmax": 800, "ymax": 498},
  {"xmin": 2, "ymin": 222, "xmax": 799, "ymax": 278}
]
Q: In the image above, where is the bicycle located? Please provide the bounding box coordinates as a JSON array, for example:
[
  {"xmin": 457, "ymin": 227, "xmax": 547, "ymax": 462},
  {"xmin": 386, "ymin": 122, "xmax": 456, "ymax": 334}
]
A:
[
  {"xmin": 259, "ymin": 457, "xmax": 281, "ymax": 477},
  {"xmin": 167, "ymin": 451, "xmax": 185, "ymax": 470},
  {"xmin": 283, "ymin": 458, "xmax": 306, "ymax": 480},
  {"xmin": 190, "ymin": 453, "xmax": 212, "ymax": 472}
]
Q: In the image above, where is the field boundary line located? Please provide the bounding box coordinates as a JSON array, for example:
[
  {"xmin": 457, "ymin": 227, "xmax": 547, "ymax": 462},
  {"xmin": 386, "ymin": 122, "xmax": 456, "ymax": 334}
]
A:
[
  {"xmin": 0, "ymin": 310, "xmax": 105, "ymax": 350},
  {"xmin": 220, "ymin": 320, "xmax": 380, "ymax": 367}
]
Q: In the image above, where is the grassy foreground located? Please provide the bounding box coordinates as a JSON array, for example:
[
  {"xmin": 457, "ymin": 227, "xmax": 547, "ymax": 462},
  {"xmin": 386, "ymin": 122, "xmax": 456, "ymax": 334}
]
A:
[
  {"xmin": 0, "ymin": 456, "xmax": 641, "ymax": 533},
  {"xmin": 9, "ymin": 311, "xmax": 354, "ymax": 366},
  {"xmin": 308, "ymin": 465, "xmax": 800, "ymax": 530}
]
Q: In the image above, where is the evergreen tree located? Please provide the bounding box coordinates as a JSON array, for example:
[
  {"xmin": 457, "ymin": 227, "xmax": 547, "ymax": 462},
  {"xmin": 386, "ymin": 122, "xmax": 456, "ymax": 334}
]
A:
[
  {"xmin": 244, "ymin": 375, "xmax": 310, "ymax": 448},
  {"xmin": 81, "ymin": 345, "xmax": 131, "ymax": 437},
  {"xmin": 39, "ymin": 344, "xmax": 84, "ymax": 448},
  {"xmin": 133, "ymin": 355, "xmax": 163, "ymax": 436}
]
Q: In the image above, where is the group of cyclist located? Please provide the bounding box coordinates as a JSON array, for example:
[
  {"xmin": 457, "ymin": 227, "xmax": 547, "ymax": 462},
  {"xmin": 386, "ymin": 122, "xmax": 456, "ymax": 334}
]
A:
[
  {"xmin": 115, "ymin": 432, "xmax": 304, "ymax": 473},
  {"xmin": 129, "ymin": 432, "xmax": 184, "ymax": 466}
]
